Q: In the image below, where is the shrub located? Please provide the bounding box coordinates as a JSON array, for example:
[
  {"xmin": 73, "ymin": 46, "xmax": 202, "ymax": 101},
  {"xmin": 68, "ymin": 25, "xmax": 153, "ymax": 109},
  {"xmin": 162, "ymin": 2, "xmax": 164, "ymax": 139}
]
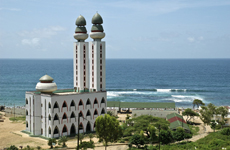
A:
[
  {"xmin": 76, "ymin": 141, "xmax": 95, "ymax": 150},
  {"xmin": 221, "ymin": 128, "xmax": 230, "ymax": 136},
  {"xmin": 7, "ymin": 145, "xmax": 18, "ymax": 150}
]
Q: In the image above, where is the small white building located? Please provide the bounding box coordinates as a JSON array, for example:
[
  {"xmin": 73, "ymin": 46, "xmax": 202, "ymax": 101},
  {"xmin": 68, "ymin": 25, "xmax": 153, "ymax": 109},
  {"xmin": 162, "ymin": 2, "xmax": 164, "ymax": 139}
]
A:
[{"xmin": 25, "ymin": 13, "xmax": 107, "ymax": 138}]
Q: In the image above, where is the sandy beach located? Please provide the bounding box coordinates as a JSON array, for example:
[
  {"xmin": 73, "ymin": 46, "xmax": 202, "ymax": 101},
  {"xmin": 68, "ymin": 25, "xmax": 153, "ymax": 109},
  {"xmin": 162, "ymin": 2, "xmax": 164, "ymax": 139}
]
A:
[{"xmin": 0, "ymin": 111, "xmax": 211, "ymax": 150}]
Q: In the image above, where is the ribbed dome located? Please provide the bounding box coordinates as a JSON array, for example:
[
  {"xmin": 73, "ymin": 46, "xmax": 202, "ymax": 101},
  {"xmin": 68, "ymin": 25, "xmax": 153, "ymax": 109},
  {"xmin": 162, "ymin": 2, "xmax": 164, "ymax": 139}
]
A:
[
  {"xmin": 75, "ymin": 27, "xmax": 87, "ymax": 33},
  {"xmin": 39, "ymin": 75, "xmax": 53, "ymax": 82},
  {"xmin": 92, "ymin": 13, "xmax": 103, "ymax": 24},
  {"xmin": 91, "ymin": 24, "xmax": 104, "ymax": 32},
  {"xmin": 75, "ymin": 15, "xmax": 86, "ymax": 26}
]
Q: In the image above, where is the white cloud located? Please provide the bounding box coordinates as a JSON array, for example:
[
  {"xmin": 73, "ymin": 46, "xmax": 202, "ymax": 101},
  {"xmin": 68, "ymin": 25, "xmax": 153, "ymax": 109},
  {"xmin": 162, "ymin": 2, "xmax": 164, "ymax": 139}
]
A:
[
  {"xmin": 0, "ymin": 8, "xmax": 21, "ymax": 11},
  {"xmin": 18, "ymin": 26, "xmax": 66, "ymax": 38},
  {"xmin": 198, "ymin": 36, "xmax": 204, "ymax": 40},
  {"xmin": 22, "ymin": 38, "xmax": 40, "ymax": 46},
  {"xmin": 187, "ymin": 37, "xmax": 195, "ymax": 42}
]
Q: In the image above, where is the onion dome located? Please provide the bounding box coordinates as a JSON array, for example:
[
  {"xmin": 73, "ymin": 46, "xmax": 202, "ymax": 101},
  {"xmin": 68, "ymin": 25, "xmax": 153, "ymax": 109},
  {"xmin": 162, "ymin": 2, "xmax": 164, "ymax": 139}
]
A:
[
  {"xmin": 90, "ymin": 12, "xmax": 105, "ymax": 40},
  {"xmin": 75, "ymin": 15, "xmax": 86, "ymax": 26},
  {"xmin": 92, "ymin": 13, "xmax": 103, "ymax": 24},
  {"xmin": 91, "ymin": 24, "xmax": 104, "ymax": 32},
  {"xmin": 74, "ymin": 15, "xmax": 88, "ymax": 41},
  {"xmin": 36, "ymin": 75, "xmax": 57, "ymax": 93},
  {"xmin": 75, "ymin": 27, "xmax": 87, "ymax": 33}
]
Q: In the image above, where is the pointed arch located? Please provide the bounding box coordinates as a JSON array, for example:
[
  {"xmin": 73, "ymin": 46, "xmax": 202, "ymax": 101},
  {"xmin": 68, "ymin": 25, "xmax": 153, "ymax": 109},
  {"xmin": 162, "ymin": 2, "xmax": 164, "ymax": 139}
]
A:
[
  {"xmin": 53, "ymin": 126, "xmax": 59, "ymax": 137},
  {"xmin": 61, "ymin": 101, "xmax": 68, "ymax": 112},
  {"xmin": 101, "ymin": 97, "xmax": 105, "ymax": 104},
  {"xmin": 93, "ymin": 122, "xmax": 96, "ymax": 131},
  {"xmin": 49, "ymin": 114, "xmax": 51, "ymax": 121},
  {"xmin": 93, "ymin": 98, "xmax": 99, "ymax": 108},
  {"xmin": 86, "ymin": 110, "xmax": 91, "ymax": 117},
  {"xmin": 70, "ymin": 124, "xmax": 76, "ymax": 135},
  {"xmin": 48, "ymin": 102, "xmax": 51, "ymax": 109},
  {"xmin": 26, "ymin": 121, "xmax": 28, "ymax": 128},
  {"xmin": 101, "ymin": 108, "xmax": 105, "ymax": 115},
  {"xmin": 49, "ymin": 126, "xmax": 51, "ymax": 134},
  {"xmin": 70, "ymin": 111, "xmax": 76, "ymax": 122},
  {"xmin": 26, "ymin": 110, "xmax": 28, "ymax": 115},
  {"xmin": 62, "ymin": 125, "xmax": 68, "ymax": 136},
  {"xmin": 26, "ymin": 98, "xmax": 28, "ymax": 104},
  {"xmin": 70, "ymin": 100, "xmax": 76, "ymax": 111},
  {"xmin": 79, "ymin": 111, "xmax": 84, "ymax": 121},
  {"xmin": 78, "ymin": 99, "xmax": 84, "ymax": 110},
  {"xmin": 86, "ymin": 121, "xmax": 91, "ymax": 133},
  {"xmin": 53, "ymin": 113, "xmax": 60, "ymax": 124},
  {"xmin": 79, "ymin": 122, "xmax": 84, "ymax": 132},
  {"xmin": 93, "ymin": 109, "xmax": 98, "ymax": 119},
  {"xmin": 86, "ymin": 98, "xmax": 91, "ymax": 108},
  {"xmin": 53, "ymin": 101, "xmax": 60, "ymax": 113},
  {"xmin": 62, "ymin": 113, "xmax": 68, "ymax": 124}
]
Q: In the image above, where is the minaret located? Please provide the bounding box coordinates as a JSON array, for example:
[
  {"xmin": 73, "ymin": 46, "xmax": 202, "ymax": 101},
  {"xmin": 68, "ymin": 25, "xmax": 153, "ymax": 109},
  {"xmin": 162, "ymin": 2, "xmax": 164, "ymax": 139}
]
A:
[
  {"xmin": 73, "ymin": 15, "xmax": 89, "ymax": 92},
  {"xmin": 89, "ymin": 13, "xmax": 106, "ymax": 92}
]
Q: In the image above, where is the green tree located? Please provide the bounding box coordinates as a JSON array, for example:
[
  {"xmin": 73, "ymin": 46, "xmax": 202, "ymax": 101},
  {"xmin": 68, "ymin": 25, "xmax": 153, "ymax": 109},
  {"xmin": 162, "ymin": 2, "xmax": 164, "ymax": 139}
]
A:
[
  {"xmin": 7, "ymin": 145, "xmax": 18, "ymax": 150},
  {"xmin": 182, "ymin": 108, "xmax": 199, "ymax": 122},
  {"xmin": 172, "ymin": 127, "xmax": 185, "ymax": 142},
  {"xmin": 58, "ymin": 136, "xmax": 68, "ymax": 147},
  {"xmin": 48, "ymin": 138, "xmax": 56, "ymax": 149},
  {"xmin": 159, "ymin": 130, "xmax": 173, "ymax": 145},
  {"xmin": 95, "ymin": 114, "xmax": 122, "ymax": 150},
  {"xmin": 200, "ymin": 104, "xmax": 216, "ymax": 125},
  {"xmin": 216, "ymin": 106, "xmax": 228, "ymax": 128},
  {"xmin": 193, "ymin": 99, "xmax": 205, "ymax": 109},
  {"xmin": 129, "ymin": 134, "xmax": 145, "ymax": 148},
  {"xmin": 89, "ymin": 133, "xmax": 94, "ymax": 142},
  {"xmin": 148, "ymin": 125, "xmax": 157, "ymax": 144},
  {"xmin": 210, "ymin": 120, "xmax": 217, "ymax": 132},
  {"xmin": 76, "ymin": 133, "xmax": 84, "ymax": 144}
]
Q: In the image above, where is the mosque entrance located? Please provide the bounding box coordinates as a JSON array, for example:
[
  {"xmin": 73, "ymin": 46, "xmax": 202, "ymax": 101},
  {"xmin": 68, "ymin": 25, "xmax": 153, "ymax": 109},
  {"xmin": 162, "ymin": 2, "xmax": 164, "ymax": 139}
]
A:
[{"xmin": 70, "ymin": 124, "xmax": 76, "ymax": 136}]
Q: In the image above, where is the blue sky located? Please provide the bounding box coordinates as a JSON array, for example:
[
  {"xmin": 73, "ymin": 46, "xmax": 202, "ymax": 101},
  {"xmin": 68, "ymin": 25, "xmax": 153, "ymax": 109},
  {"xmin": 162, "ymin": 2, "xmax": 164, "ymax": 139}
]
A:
[{"xmin": 0, "ymin": 0, "xmax": 230, "ymax": 59}]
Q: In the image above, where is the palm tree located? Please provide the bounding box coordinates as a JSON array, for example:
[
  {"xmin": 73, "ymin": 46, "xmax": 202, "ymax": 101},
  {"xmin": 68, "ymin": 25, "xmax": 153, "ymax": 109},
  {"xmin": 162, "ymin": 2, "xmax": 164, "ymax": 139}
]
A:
[
  {"xmin": 58, "ymin": 136, "xmax": 68, "ymax": 147},
  {"xmin": 193, "ymin": 99, "xmax": 205, "ymax": 109}
]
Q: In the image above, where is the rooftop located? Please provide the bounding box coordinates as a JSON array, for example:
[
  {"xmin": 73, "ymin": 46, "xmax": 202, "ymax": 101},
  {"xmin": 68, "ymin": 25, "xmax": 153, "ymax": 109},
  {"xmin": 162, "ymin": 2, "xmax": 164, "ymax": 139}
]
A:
[{"xmin": 107, "ymin": 101, "xmax": 175, "ymax": 108}]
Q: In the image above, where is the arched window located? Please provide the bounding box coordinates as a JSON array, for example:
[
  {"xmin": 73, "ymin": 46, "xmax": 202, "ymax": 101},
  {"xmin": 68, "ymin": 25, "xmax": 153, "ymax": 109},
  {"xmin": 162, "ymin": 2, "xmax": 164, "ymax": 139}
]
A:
[
  {"xmin": 94, "ymin": 109, "xmax": 98, "ymax": 115},
  {"xmin": 101, "ymin": 97, "xmax": 105, "ymax": 104},
  {"xmin": 54, "ymin": 114, "xmax": 59, "ymax": 121},
  {"xmin": 26, "ymin": 98, "xmax": 28, "ymax": 104},
  {"xmin": 101, "ymin": 108, "xmax": 105, "ymax": 114},
  {"xmin": 54, "ymin": 126, "xmax": 59, "ymax": 134},
  {"xmin": 79, "ymin": 123, "xmax": 83, "ymax": 130},
  {"xmin": 78, "ymin": 99, "xmax": 84, "ymax": 110},
  {"xmin": 79, "ymin": 111, "xmax": 83, "ymax": 118},
  {"xmin": 70, "ymin": 112, "xmax": 75, "ymax": 118},
  {"xmin": 70, "ymin": 100, "xmax": 75, "ymax": 107},
  {"xmin": 49, "ymin": 127, "xmax": 51, "ymax": 134},
  {"xmin": 62, "ymin": 102, "xmax": 67, "ymax": 107},
  {"xmin": 48, "ymin": 102, "xmax": 51, "ymax": 108},
  {"xmin": 26, "ymin": 121, "xmax": 28, "ymax": 127},
  {"xmin": 79, "ymin": 100, "xmax": 83, "ymax": 106},
  {"xmin": 62, "ymin": 113, "xmax": 67, "ymax": 120},
  {"xmin": 86, "ymin": 110, "xmax": 91, "ymax": 116},
  {"xmin": 86, "ymin": 99, "xmax": 91, "ymax": 105},
  {"xmin": 49, "ymin": 114, "xmax": 51, "ymax": 121},
  {"xmin": 94, "ymin": 99, "xmax": 98, "ymax": 104},
  {"xmin": 100, "ymin": 44, "xmax": 102, "ymax": 50},
  {"xmin": 54, "ymin": 102, "xmax": 59, "ymax": 108},
  {"xmin": 62, "ymin": 125, "xmax": 67, "ymax": 133},
  {"xmin": 26, "ymin": 110, "xmax": 28, "ymax": 115}
]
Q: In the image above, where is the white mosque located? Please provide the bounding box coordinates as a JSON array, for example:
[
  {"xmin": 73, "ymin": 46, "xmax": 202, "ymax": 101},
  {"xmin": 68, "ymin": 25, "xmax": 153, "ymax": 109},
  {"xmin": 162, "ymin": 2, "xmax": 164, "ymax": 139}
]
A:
[{"xmin": 25, "ymin": 13, "xmax": 107, "ymax": 138}]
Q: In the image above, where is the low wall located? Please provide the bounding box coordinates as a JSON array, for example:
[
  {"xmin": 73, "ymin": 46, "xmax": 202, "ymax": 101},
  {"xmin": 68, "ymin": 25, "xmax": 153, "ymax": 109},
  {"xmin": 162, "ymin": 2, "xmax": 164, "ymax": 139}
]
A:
[
  {"xmin": 132, "ymin": 110, "xmax": 178, "ymax": 118},
  {"xmin": 4, "ymin": 107, "xmax": 26, "ymax": 117}
]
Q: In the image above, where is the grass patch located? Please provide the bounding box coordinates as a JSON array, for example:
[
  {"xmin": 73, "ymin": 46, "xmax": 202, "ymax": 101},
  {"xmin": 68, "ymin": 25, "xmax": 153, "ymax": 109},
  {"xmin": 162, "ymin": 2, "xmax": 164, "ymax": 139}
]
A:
[
  {"xmin": 9, "ymin": 116, "xmax": 26, "ymax": 122},
  {"xmin": 189, "ymin": 124, "xmax": 200, "ymax": 136}
]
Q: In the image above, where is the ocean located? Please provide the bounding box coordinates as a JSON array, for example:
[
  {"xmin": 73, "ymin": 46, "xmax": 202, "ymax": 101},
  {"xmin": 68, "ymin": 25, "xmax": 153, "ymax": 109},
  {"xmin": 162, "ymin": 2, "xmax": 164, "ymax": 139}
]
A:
[{"xmin": 0, "ymin": 59, "xmax": 230, "ymax": 108}]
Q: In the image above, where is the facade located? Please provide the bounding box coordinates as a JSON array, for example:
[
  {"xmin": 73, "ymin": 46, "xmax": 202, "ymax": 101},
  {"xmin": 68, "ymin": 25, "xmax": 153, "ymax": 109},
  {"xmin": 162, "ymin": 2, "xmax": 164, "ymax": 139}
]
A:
[{"xmin": 25, "ymin": 13, "xmax": 107, "ymax": 138}]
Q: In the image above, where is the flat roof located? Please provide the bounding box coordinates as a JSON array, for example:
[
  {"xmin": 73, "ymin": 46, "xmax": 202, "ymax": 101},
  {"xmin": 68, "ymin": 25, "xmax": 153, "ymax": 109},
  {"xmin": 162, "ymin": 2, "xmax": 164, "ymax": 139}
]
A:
[
  {"xmin": 107, "ymin": 101, "xmax": 175, "ymax": 108},
  {"xmin": 26, "ymin": 89, "xmax": 106, "ymax": 95}
]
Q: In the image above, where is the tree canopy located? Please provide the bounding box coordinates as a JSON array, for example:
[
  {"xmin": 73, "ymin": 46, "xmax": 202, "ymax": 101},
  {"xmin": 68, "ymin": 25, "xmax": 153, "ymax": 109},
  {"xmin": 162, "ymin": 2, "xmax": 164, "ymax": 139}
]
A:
[
  {"xmin": 182, "ymin": 108, "xmax": 199, "ymax": 122},
  {"xmin": 95, "ymin": 114, "xmax": 122, "ymax": 150},
  {"xmin": 193, "ymin": 99, "xmax": 205, "ymax": 109}
]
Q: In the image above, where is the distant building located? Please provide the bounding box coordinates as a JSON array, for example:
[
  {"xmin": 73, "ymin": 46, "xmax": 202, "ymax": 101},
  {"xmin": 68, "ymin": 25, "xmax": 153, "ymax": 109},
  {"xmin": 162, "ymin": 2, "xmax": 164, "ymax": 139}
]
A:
[
  {"xmin": 166, "ymin": 113, "xmax": 190, "ymax": 132},
  {"xmin": 25, "ymin": 13, "xmax": 107, "ymax": 138}
]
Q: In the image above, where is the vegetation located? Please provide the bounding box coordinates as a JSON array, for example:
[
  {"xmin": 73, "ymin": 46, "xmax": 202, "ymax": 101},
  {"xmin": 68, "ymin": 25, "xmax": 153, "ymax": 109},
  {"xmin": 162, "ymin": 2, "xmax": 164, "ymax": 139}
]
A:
[
  {"xmin": 76, "ymin": 133, "xmax": 84, "ymax": 144},
  {"xmin": 88, "ymin": 133, "xmax": 94, "ymax": 141},
  {"xmin": 9, "ymin": 116, "xmax": 26, "ymax": 122},
  {"xmin": 192, "ymin": 99, "xmax": 205, "ymax": 109},
  {"xmin": 210, "ymin": 120, "xmax": 217, "ymax": 132},
  {"xmin": 7, "ymin": 145, "xmax": 18, "ymax": 150},
  {"xmin": 182, "ymin": 108, "xmax": 199, "ymax": 122},
  {"xmin": 48, "ymin": 138, "xmax": 56, "ymax": 148},
  {"xmin": 129, "ymin": 134, "xmax": 145, "ymax": 148},
  {"xmin": 95, "ymin": 114, "xmax": 122, "ymax": 150},
  {"xmin": 58, "ymin": 136, "xmax": 68, "ymax": 147},
  {"xmin": 76, "ymin": 141, "xmax": 95, "ymax": 150}
]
